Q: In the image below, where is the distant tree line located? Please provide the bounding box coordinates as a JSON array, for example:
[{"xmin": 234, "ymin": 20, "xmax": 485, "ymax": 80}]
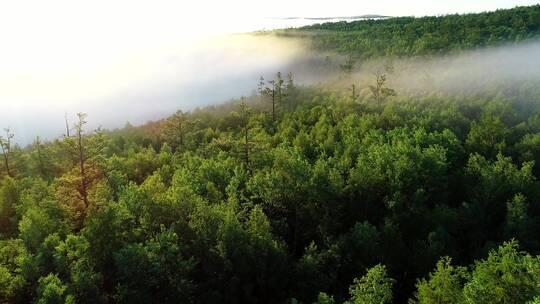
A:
[{"xmin": 278, "ymin": 5, "xmax": 540, "ymax": 60}]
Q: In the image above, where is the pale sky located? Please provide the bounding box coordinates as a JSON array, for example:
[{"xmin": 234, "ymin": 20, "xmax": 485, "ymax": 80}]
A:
[
  {"xmin": 0, "ymin": 0, "xmax": 538, "ymax": 143},
  {"xmin": 1, "ymin": 0, "xmax": 537, "ymax": 105}
]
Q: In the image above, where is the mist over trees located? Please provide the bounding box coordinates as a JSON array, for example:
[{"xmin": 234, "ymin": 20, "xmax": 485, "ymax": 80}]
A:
[{"xmin": 3, "ymin": 4, "xmax": 540, "ymax": 304}]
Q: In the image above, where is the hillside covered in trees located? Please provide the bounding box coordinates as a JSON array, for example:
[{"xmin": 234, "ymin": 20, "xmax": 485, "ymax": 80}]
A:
[
  {"xmin": 279, "ymin": 4, "xmax": 540, "ymax": 59},
  {"xmin": 3, "ymin": 5, "xmax": 540, "ymax": 304}
]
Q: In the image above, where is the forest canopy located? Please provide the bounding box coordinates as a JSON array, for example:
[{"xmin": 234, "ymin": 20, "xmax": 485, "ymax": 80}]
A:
[
  {"xmin": 2, "ymin": 4, "xmax": 540, "ymax": 304},
  {"xmin": 277, "ymin": 5, "xmax": 540, "ymax": 59}
]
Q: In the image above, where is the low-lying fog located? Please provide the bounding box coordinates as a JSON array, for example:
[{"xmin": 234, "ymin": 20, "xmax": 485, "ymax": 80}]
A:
[
  {"xmin": 3, "ymin": 26, "xmax": 540, "ymax": 145},
  {"xmin": 345, "ymin": 39, "xmax": 540, "ymax": 96},
  {"xmin": 0, "ymin": 19, "xmax": 347, "ymax": 145}
]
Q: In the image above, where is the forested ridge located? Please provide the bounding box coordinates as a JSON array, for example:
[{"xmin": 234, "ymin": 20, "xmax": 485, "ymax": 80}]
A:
[
  {"xmin": 278, "ymin": 5, "xmax": 540, "ymax": 59},
  {"xmin": 3, "ymin": 5, "xmax": 540, "ymax": 304}
]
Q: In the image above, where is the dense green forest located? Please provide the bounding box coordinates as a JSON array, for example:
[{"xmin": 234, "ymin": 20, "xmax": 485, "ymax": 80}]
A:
[
  {"xmin": 278, "ymin": 5, "xmax": 540, "ymax": 59},
  {"xmin": 3, "ymin": 5, "xmax": 540, "ymax": 304}
]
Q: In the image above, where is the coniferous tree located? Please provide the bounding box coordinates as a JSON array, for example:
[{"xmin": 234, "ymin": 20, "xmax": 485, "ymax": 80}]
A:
[
  {"xmin": 58, "ymin": 113, "xmax": 105, "ymax": 228},
  {"xmin": 239, "ymin": 98, "xmax": 252, "ymax": 171},
  {"xmin": 340, "ymin": 54, "xmax": 355, "ymax": 73},
  {"xmin": 284, "ymin": 72, "xmax": 296, "ymax": 111},
  {"xmin": 162, "ymin": 110, "xmax": 190, "ymax": 151},
  {"xmin": 350, "ymin": 84, "xmax": 359, "ymax": 102},
  {"xmin": 266, "ymin": 79, "xmax": 277, "ymax": 122},
  {"xmin": 276, "ymin": 71, "xmax": 285, "ymax": 112},
  {"xmin": 348, "ymin": 264, "xmax": 395, "ymax": 304},
  {"xmin": 257, "ymin": 76, "xmax": 266, "ymax": 100},
  {"xmin": 0, "ymin": 127, "xmax": 14, "ymax": 178},
  {"xmin": 369, "ymin": 73, "xmax": 396, "ymax": 105}
]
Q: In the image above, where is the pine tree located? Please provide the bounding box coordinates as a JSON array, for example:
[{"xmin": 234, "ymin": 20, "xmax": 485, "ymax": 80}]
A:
[
  {"xmin": 266, "ymin": 79, "xmax": 277, "ymax": 122},
  {"xmin": 58, "ymin": 113, "xmax": 105, "ymax": 228},
  {"xmin": 0, "ymin": 128, "xmax": 14, "ymax": 177},
  {"xmin": 239, "ymin": 98, "xmax": 252, "ymax": 172},
  {"xmin": 340, "ymin": 54, "xmax": 356, "ymax": 73},
  {"xmin": 285, "ymin": 72, "xmax": 296, "ymax": 109},
  {"xmin": 351, "ymin": 84, "xmax": 359, "ymax": 102},
  {"xmin": 369, "ymin": 63, "xmax": 396, "ymax": 105},
  {"xmin": 162, "ymin": 110, "xmax": 190, "ymax": 151},
  {"xmin": 276, "ymin": 71, "xmax": 285, "ymax": 111}
]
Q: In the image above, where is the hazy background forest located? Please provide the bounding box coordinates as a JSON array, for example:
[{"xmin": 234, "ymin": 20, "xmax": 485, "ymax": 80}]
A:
[{"xmin": 3, "ymin": 3, "xmax": 540, "ymax": 304}]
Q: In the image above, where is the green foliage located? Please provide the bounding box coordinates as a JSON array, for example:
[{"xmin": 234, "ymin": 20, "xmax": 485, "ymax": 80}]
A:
[
  {"xmin": 414, "ymin": 257, "xmax": 467, "ymax": 304},
  {"xmin": 3, "ymin": 6, "xmax": 540, "ymax": 303},
  {"xmin": 462, "ymin": 241, "xmax": 540, "ymax": 304},
  {"xmin": 288, "ymin": 5, "xmax": 540, "ymax": 59},
  {"xmin": 347, "ymin": 264, "xmax": 395, "ymax": 304},
  {"xmin": 4, "ymin": 83, "xmax": 540, "ymax": 303},
  {"xmin": 113, "ymin": 229, "xmax": 195, "ymax": 303},
  {"xmin": 0, "ymin": 177, "xmax": 22, "ymax": 237},
  {"xmin": 316, "ymin": 292, "xmax": 336, "ymax": 304},
  {"xmin": 412, "ymin": 241, "xmax": 540, "ymax": 304},
  {"xmin": 36, "ymin": 273, "xmax": 73, "ymax": 304}
]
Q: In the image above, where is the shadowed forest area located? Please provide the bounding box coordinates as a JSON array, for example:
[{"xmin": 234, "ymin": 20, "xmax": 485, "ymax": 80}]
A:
[{"xmin": 3, "ymin": 5, "xmax": 540, "ymax": 304}]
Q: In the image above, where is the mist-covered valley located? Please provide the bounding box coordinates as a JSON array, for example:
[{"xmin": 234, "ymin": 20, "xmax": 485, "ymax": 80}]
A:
[
  {"xmin": 2, "ymin": 34, "xmax": 309, "ymax": 144},
  {"xmin": 348, "ymin": 39, "xmax": 540, "ymax": 95},
  {"xmin": 0, "ymin": 18, "xmax": 354, "ymax": 145},
  {"xmin": 8, "ymin": 29, "xmax": 540, "ymax": 146}
]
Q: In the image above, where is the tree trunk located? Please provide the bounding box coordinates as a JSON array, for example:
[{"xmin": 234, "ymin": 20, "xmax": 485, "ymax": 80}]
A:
[
  {"xmin": 272, "ymin": 89, "xmax": 276, "ymax": 122},
  {"xmin": 65, "ymin": 113, "xmax": 70, "ymax": 137},
  {"xmin": 0, "ymin": 144, "xmax": 11, "ymax": 177},
  {"xmin": 244, "ymin": 127, "xmax": 249, "ymax": 171},
  {"xmin": 179, "ymin": 120, "xmax": 184, "ymax": 148},
  {"xmin": 77, "ymin": 129, "xmax": 89, "ymax": 210}
]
